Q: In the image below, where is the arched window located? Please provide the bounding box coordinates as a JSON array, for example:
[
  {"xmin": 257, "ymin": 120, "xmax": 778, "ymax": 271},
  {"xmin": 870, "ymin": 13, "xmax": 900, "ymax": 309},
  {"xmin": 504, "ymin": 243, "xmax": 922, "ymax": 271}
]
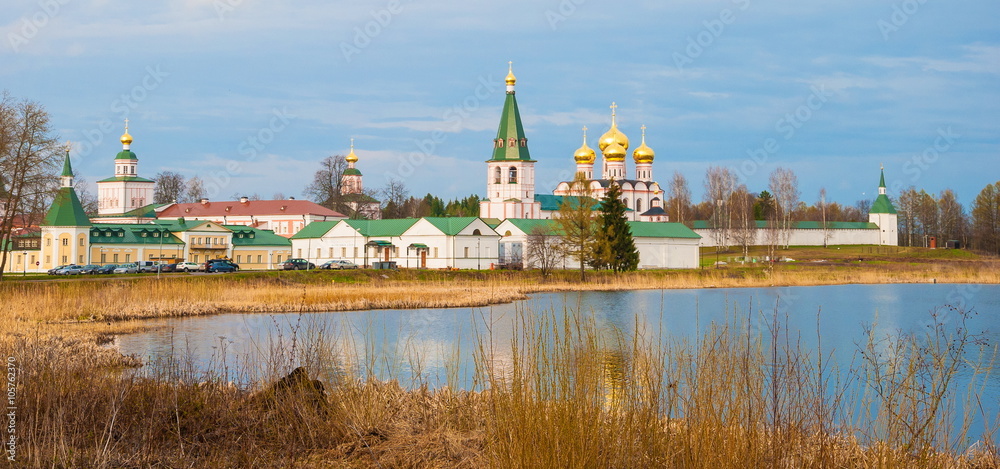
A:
[
  {"xmin": 508, "ymin": 138, "xmax": 516, "ymax": 147},
  {"xmin": 497, "ymin": 139, "xmax": 504, "ymax": 148},
  {"xmin": 623, "ymin": 198, "xmax": 629, "ymax": 208},
  {"xmin": 636, "ymin": 199, "xmax": 643, "ymax": 212},
  {"xmin": 494, "ymin": 167, "xmax": 502, "ymax": 184},
  {"xmin": 508, "ymin": 166, "xmax": 517, "ymax": 183},
  {"xmin": 473, "ymin": 229, "xmax": 481, "ymax": 235}
]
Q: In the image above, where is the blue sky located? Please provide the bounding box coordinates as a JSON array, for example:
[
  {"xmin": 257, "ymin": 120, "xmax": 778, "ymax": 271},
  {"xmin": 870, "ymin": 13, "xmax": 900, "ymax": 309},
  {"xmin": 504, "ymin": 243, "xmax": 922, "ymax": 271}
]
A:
[{"xmin": 2, "ymin": 0, "xmax": 998, "ymax": 207}]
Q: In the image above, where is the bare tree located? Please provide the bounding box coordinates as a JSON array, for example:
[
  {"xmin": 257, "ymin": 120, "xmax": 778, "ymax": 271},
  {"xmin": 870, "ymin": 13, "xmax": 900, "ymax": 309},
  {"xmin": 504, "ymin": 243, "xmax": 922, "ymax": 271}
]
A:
[
  {"xmin": 729, "ymin": 185, "xmax": 757, "ymax": 259},
  {"xmin": 303, "ymin": 155, "xmax": 347, "ymax": 207},
  {"xmin": 380, "ymin": 178, "xmax": 410, "ymax": 219},
  {"xmin": 768, "ymin": 167, "xmax": 800, "ymax": 249},
  {"xmin": 938, "ymin": 189, "xmax": 966, "ymax": 246},
  {"xmin": 73, "ymin": 174, "xmax": 98, "ymax": 215},
  {"xmin": 971, "ymin": 182, "xmax": 1000, "ymax": 254},
  {"xmin": 154, "ymin": 171, "xmax": 186, "ymax": 204},
  {"xmin": 555, "ymin": 172, "xmax": 598, "ymax": 281},
  {"xmin": 0, "ymin": 92, "xmax": 60, "ymax": 279},
  {"xmin": 271, "ymin": 192, "xmax": 286, "ymax": 201},
  {"xmin": 667, "ymin": 170, "xmax": 691, "ymax": 224},
  {"xmin": 526, "ymin": 225, "xmax": 561, "ymax": 277},
  {"xmin": 896, "ymin": 187, "xmax": 919, "ymax": 247},
  {"xmin": 184, "ymin": 176, "xmax": 206, "ymax": 203},
  {"xmin": 704, "ymin": 165, "xmax": 737, "ymax": 249}
]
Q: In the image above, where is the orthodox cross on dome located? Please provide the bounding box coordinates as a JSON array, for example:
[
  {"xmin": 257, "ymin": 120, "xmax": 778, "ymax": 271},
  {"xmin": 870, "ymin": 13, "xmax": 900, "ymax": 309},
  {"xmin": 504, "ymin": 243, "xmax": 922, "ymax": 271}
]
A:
[
  {"xmin": 641, "ymin": 124, "xmax": 646, "ymax": 136},
  {"xmin": 124, "ymin": 118, "xmax": 129, "ymax": 132},
  {"xmin": 582, "ymin": 125, "xmax": 588, "ymax": 137},
  {"xmin": 65, "ymin": 140, "xmax": 72, "ymax": 153}
]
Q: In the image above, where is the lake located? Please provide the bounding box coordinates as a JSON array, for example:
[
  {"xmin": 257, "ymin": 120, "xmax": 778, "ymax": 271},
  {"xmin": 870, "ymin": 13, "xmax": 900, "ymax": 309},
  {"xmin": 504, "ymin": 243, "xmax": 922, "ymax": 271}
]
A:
[{"xmin": 118, "ymin": 283, "xmax": 1000, "ymax": 444}]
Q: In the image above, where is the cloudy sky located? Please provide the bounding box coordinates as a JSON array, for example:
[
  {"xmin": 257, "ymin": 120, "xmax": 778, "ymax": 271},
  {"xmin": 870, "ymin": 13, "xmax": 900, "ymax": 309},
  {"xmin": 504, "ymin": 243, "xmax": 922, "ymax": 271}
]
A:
[{"xmin": 2, "ymin": 1, "xmax": 997, "ymax": 207}]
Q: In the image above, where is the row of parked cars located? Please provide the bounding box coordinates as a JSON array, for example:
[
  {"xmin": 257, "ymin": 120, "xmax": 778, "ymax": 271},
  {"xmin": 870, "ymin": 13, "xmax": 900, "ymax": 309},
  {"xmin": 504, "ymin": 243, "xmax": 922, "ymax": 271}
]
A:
[
  {"xmin": 47, "ymin": 259, "xmax": 242, "ymax": 275},
  {"xmin": 281, "ymin": 258, "xmax": 359, "ymax": 270}
]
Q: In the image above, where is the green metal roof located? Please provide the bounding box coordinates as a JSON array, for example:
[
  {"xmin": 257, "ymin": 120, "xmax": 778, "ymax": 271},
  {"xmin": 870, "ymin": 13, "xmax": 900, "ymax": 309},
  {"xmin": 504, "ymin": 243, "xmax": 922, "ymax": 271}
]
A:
[
  {"xmin": 690, "ymin": 220, "xmax": 879, "ymax": 230},
  {"xmin": 342, "ymin": 168, "xmax": 362, "ymax": 176},
  {"xmin": 627, "ymin": 221, "xmax": 701, "ymax": 239},
  {"xmin": 290, "ymin": 221, "xmax": 339, "ymax": 239},
  {"xmin": 115, "ymin": 149, "xmax": 138, "ymax": 160},
  {"xmin": 870, "ymin": 194, "xmax": 897, "ymax": 214},
  {"xmin": 489, "ymin": 91, "xmax": 533, "ymax": 162},
  {"xmin": 93, "ymin": 203, "xmax": 163, "ymax": 219},
  {"xmin": 502, "ymin": 218, "xmax": 561, "ymax": 236},
  {"xmin": 96, "ymin": 175, "xmax": 155, "ymax": 183},
  {"xmin": 535, "ymin": 194, "xmax": 600, "ymax": 211},
  {"xmin": 423, "ymin": 217, "xmax": 486, "ymax": 236},
  {"xmin": 225, "ymin": 226, "xmax": 291, "ymax": 247},
  {"xmin": 481, "ymin": 218, "xmax": 503, "ymax": 229},
  {"xmin": 90, "ymin": 224, "xmax": 183, "ymax": 245},
  {"xmin": 344, "ymin": 218, "xmax": 420, "ymax": 237},
  {"xmin": 149, "ymin": 219, "xmax": 217, "ymax": 232},
  {"xmin": 61, "ymin": 152, "xmax": 73, "ymax": 177},
  {"xmin": 43, "ymin": 187, "xmax": 92, "ymax": 227}
]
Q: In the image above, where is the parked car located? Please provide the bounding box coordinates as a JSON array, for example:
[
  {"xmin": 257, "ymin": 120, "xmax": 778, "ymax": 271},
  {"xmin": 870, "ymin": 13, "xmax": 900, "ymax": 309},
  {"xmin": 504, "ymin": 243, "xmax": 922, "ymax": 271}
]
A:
[
  {"xmin": 58, "ymin": 265, "xmax": 86, "ymax": 275},
  {"xmin": 47, "ymin": 265, "xmax": 70, "ymax": 275},
  {"xmin": 113, "ymin": 263, "xmax": 138, "ymax": 274},
  {"xmin": 157, "ymin": 263, "xmax": 177, "ymax": 273},
  {"xmin": 79, "ymin": 264, "xmax": 101, "ymax": 274},
  {"xmin": 282, "ymin": 258, "xmax": 315, "ymax": 270},
  {"xmin": 321, "ymin": 259, "xmax": 359, "ymax": 270},
  {"xmin": 97, "ymin": 264, "xmax": 118, "ymax": 274},
  {"xmin": 206, "ymin": 260, "xmax": 239, "ymax": 273},
  {"xmin": 177, "ymin": 262, "xmax": 201, "ymax": 272},
  {"xmin": 136, "ymin": 261, "xmax": 158, "ymax": 273}
]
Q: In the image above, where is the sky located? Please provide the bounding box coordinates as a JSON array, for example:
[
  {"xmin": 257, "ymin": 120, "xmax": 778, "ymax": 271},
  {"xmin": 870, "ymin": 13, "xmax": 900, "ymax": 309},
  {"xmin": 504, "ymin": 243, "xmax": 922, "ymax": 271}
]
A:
[{"xmin": 2, "ymin": 0, "xmax": 998, "ymax": 208}]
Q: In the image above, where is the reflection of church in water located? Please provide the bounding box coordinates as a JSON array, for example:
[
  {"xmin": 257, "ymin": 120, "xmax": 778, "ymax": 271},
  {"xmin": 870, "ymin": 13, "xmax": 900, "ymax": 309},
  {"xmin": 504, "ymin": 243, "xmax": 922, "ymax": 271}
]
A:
[{"xmin": 479, "ymin": 64, "xmax": 667, "ymax": 222}]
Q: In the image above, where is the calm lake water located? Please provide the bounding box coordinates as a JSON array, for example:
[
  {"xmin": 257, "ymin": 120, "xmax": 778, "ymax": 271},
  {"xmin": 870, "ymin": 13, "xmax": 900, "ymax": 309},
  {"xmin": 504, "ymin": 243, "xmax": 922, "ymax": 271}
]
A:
[{"xmin": 119, "ymin": 283, "xmax": 1000, "ymax": 443}]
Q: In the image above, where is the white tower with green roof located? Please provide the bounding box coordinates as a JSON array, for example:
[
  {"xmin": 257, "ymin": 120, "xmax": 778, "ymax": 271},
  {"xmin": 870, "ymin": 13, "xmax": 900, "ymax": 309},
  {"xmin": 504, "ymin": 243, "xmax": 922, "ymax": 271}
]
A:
[
  {"xmin": 96, "ymin": 120, "xmax": 155, "ymax": 216},
  {"xmin": 479, "ymin": 62, "xmax": 541, "ymax": 220},
  {"xmin": 41, "ymin": 143, "xmax": 92, "ymax": 269},
  {"xmin": 868, "ymin": 165, "xmax": 898, "ymax": 246}
]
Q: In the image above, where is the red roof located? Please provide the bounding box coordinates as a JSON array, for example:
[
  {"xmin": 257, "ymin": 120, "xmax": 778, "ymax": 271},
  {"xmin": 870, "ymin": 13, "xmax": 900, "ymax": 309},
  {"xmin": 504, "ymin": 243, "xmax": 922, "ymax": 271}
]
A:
[{"xmin": 156, "ymin": 199, "xmax": 345, "ymax": 218}]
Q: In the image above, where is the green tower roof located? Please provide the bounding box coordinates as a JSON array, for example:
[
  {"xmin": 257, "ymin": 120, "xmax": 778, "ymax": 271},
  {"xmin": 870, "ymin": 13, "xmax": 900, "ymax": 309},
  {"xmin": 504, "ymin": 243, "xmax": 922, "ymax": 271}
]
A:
[
  {"xmin": 343, "ymin": 168, "xmax": 362, "ymax": 176},
  {"xmin": 61, "ymin": 152, "xmax": 73, "ymax": 177},
  {"xmin": 879, "ymin": 168, "xmax": 886, "ymax": 188},
  {"xmin": 115, "ymin": 149, "xmax": 138, "ymax": 160},
  {"xmin": 870, "ymin": 194, "xmax": 897, "ymax": 214},
  {"xmin": 489, "ymin": 87, "xmax": 533, "ymax": 162},
  {"xmin": 43, "ymin": 187, "xmax": 92, "ymax": 227}
]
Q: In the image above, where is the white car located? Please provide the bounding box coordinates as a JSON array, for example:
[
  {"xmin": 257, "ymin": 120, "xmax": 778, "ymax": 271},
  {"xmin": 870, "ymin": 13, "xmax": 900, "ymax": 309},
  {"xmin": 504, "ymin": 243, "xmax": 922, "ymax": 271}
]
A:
[
  {"xmin": 113, "ymin": 263, "xmax": 138, "ymax": 274},
  {"xmin": 177, "ymin": 262, "xmax": 201, "ymax": 272}
]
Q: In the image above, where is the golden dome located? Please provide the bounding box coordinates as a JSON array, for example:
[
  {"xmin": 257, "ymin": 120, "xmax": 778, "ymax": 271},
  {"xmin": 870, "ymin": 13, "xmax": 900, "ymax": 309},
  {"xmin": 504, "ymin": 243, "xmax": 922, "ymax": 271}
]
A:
[
  {"xmin": 603, "ymin": 141, "xmax": 626, "ymax": 161},
  {"xmin": 505, "ymin": 61, "xmax": 516, "ymax": 86},
  {"xmin": 573, "ymin": 126, "xmax": 596, "ymax": 164},
  {"xmin": 120, "ymin": 119, "xmax": 133, "ymax": 146},
  {"xmin": 598, "ymin": 102, "xmax": 629, "ymax": 152},
  {"xmin": 345, "ymin": 138, "xmax": 358, "ymax": 163},
  {"xmin": 633, "ymin": 125, "xmax": 655, "ymax": 164}
]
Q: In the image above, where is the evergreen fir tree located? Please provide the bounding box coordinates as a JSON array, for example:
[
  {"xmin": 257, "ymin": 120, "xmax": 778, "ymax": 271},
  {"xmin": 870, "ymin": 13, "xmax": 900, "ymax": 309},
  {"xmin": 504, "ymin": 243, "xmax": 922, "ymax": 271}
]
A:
[{"xmin": 595, "ymin": 181, "xmax": 639, "ymax": 272}]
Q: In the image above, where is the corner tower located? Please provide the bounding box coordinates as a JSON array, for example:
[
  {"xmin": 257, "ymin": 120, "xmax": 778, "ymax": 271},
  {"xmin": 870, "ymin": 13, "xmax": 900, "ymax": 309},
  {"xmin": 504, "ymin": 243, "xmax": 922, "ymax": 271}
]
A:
[
  {"xmin": 96, "ymin": 120, "xmax": 155, "ymax": 215},
  {"xmin": 868, "ymin": 165, "xmax": 898, "ymax": 246},
  {"xmin": 41, "ymin": 143, "xmax": 92, "ymax": 269},
  {"xmin": 480, "ymin": 62, "xmax": 541, "ymax": 219}
]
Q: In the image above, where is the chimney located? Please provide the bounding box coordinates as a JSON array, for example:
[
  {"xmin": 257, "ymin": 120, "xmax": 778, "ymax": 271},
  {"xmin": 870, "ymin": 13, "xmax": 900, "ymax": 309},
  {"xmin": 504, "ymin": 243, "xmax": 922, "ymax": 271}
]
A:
[
  {"xmin": 239, "ymin": 196, "xmax": 249, "ymax": 204},
  {"xmin": 200, "ymin": 198, "xmax": 209, "ymax": 205},
  {"xmin": 288, "ymin": 196, "xmax": 296, "ymax": 200}
]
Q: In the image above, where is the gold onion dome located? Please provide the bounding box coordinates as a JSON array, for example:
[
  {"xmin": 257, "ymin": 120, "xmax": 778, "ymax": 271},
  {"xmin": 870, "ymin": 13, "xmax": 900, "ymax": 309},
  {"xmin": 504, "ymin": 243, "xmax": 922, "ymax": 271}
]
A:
[
  {"xmin": 345, "ymin": 138, "xmax": 358, "ymax": 163},
  {"xmin": 120, "ymin": 119, "xmax": 133, "ymax": 145},
  {"xmin": 505, "ymin": 61, "xmax": 516, "ymax": 86},
  {"xmin": 633, "ymin": 125, "xmax": 655, "ymax": 164},
  {"xmin": 598, "ymin": 102, "xmax": 629, "ymax": 152},
  {"xmin": 603, "ymin": 141, "xmax": 627, "ymax": 161},
  {"xmin": 573, "ymin": 126, "xmax": 596, "ymax": 164}
]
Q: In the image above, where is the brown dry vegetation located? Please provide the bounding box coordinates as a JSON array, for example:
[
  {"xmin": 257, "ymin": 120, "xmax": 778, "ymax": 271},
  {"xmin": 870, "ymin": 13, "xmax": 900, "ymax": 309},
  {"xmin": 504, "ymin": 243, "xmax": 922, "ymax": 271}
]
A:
[{"xmin": 2, "ymin": 248, "xmax": 998, "ymax": 467}]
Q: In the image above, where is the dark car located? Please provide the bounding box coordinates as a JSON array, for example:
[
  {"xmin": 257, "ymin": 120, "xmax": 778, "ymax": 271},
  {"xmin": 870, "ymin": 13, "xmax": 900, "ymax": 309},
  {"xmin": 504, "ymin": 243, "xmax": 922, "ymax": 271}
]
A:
[
  {"xmin": 157, "ymin": 263, "xmax": 177, "ymax": 273},
  {"xmin": 206, "ymin": 259, "xmax": 239, "ymax": 273},
  {"xmin": 97, "ymin": 264, "xmax": 118, "ymax": 274},
  {"xmin": 47, "ymin": 265, "xmax": 70, "ymax": 275},
  {"xmin": 79, "ymin": 264, "xmax": 101, "ymax": 274},
  {"xmin": 282, "ymin": 258, "xmax": 315, "ymax": 270}
]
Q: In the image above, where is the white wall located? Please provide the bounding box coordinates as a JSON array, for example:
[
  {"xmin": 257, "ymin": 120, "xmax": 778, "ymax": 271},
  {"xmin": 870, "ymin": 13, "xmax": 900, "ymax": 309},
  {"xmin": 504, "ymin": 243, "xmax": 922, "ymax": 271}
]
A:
[{"xmin": 695, "ymin": 228, "xmax": 881, "ymax": 248}]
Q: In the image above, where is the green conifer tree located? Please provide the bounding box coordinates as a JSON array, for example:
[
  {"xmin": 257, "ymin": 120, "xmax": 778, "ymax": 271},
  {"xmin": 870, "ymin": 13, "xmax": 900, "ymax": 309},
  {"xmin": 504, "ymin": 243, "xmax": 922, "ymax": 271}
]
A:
[{"xmin": 594, "ymin": 181, "xmax": 639, "ymax": 272}]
